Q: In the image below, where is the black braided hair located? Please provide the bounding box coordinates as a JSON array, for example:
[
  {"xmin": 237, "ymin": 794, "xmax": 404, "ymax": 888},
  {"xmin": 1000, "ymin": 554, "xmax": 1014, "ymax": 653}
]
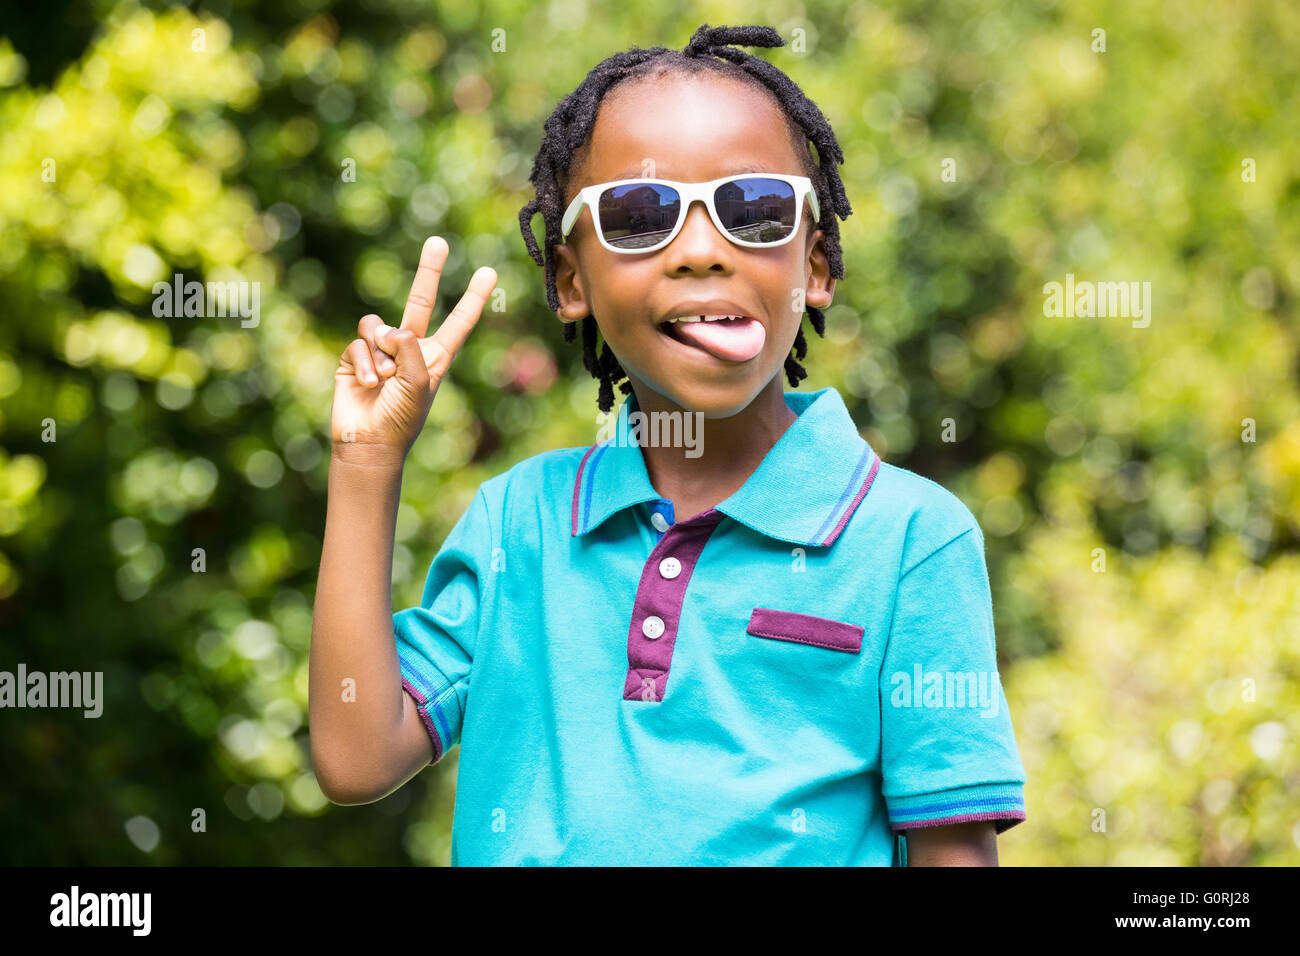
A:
[{"xmin": 517, "ymin": 23, "xmax": 853, "ymax": 413}]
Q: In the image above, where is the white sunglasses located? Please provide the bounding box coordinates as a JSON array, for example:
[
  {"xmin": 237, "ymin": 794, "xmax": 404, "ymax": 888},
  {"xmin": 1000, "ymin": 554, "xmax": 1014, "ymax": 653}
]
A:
[{"xmin": 560, "ymin": 173, "xmax": 820, "ymax": 254}]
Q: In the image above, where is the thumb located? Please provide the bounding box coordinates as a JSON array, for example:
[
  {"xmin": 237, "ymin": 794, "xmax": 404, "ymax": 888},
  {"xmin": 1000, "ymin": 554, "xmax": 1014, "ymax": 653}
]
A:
[{"xmin": 386, "ymin": 328, "xmax": 431, "ymax": 391}]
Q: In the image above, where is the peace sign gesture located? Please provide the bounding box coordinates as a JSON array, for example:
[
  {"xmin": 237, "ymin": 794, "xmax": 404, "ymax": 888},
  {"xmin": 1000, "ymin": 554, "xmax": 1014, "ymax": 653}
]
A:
[{"xmin": 332, "ymin": 236, "xmax": 497, "ymax": 466}]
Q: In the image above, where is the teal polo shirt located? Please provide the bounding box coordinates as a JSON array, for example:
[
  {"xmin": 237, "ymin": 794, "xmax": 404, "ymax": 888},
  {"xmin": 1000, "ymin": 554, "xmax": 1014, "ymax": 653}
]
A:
[{"xmin": 393, "ymin": 385, "xmax": 1026, "ymax": 865}]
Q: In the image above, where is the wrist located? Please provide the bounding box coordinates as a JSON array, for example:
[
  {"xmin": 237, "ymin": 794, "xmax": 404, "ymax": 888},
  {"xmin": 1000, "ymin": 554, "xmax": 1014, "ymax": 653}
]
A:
[{"xmin": 330, "ymin": 439, "xmax": 409, "ymax": 473}]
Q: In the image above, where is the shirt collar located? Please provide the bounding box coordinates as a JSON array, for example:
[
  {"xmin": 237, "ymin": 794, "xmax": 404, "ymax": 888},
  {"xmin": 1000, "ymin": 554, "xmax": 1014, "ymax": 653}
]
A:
[{"xmin": 570, "ymin": 385, "xmax": 881, "ymax": 547}]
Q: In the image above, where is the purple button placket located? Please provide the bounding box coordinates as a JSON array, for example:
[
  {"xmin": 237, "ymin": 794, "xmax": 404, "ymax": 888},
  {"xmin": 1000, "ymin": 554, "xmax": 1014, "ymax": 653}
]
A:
[{"xmin": 622, "ymin": 507, "xmax": 725, "ymax": 703}]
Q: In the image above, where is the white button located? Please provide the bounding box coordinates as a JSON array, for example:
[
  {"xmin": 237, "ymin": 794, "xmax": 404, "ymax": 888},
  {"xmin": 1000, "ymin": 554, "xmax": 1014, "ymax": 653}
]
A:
[
  {"xmin": 642, "ymin": 615, "xmax": 665, "ymax": 639},
  {"xmin": 650, "ymin": 512, "xmax": 670, "ymax": 533},
  {"xmin": 659, "ymin": 557, "xmax": 681, "ymax": 579}
]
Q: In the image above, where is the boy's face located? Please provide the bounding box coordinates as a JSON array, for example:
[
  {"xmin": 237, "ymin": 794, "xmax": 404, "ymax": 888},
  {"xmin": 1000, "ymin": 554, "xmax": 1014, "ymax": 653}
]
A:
[{"xmin": 552, "ymin": 73, "xmax": 836, "ymax": 419}]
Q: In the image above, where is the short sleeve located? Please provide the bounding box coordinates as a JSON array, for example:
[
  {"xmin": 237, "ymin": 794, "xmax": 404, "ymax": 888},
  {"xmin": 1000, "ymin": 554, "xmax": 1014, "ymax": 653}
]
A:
[
  {"xmin": 879, "ymin": 523, "xmax": 1027, "ymax": 834},
  {"xmin": 393, "ymin": 486, "xmax": 494, "ymax": 765}
]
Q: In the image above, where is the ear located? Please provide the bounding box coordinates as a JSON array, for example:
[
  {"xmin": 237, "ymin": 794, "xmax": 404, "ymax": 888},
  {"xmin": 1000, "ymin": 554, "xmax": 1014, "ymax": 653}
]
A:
[
  {"xmin": 804, "ymin": 228, "xmax": 836, "ymax": 309},
  {"xmin": 552, "ymin": 242, "xmax": 591, "ymax": 324}
]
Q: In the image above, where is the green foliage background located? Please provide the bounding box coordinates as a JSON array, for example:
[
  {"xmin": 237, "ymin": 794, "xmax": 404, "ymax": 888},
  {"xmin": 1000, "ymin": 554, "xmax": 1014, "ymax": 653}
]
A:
[{"xmin": 1, "ymin": 0, "xmax": 1296, "ymax": 865}]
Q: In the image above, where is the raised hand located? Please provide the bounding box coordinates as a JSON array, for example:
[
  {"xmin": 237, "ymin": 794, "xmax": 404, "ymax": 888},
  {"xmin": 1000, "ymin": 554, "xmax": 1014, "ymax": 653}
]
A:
[{"xmin": 331, "ymin": 236, "xmax": 497, "ymax": 465}]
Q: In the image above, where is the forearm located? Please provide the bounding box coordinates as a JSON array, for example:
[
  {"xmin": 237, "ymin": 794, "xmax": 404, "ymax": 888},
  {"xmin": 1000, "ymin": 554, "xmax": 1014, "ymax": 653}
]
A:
[{"xmin": 308, "ymin": 445, "xmax": 408, "ymax": 797}]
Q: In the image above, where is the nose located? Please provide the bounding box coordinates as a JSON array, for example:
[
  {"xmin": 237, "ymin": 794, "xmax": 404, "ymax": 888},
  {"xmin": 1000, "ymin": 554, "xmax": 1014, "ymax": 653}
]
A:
[{"xmin": 663, "ymin": 198, "xmax": 734, "ymax": 271}]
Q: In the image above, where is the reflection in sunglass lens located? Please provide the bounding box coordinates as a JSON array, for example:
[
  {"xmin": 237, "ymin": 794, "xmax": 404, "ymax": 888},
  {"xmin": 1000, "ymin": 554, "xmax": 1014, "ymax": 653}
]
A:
[
  {"xmin": 597, "ymin": 183, "xmax": 682, "ymax": 250},
  {"xmin": 713, "ymin": 177, "xmax": 798, "ymax": 244},
  {"xmin": 595, "ymin": 177, "xmax": 800, "ymax": 250}
]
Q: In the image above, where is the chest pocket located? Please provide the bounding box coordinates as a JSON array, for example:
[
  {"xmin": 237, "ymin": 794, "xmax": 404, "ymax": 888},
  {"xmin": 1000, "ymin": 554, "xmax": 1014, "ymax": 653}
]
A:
[{"xmin": 746, "ymin": 607, "xmax": 864, "ymax": 654}]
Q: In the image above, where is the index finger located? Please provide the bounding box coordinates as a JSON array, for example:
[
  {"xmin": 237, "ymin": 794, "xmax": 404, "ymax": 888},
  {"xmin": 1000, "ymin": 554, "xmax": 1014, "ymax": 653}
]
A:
[{"xmin": 400, "ymin": 236, "xmax": 450, "ymax": 336}]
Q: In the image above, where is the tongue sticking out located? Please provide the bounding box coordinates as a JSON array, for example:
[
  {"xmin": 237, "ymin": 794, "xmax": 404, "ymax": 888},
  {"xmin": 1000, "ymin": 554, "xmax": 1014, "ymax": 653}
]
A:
[{"xmin": 669, "ymin": 317, "xmax": 766, "ymax": 362}]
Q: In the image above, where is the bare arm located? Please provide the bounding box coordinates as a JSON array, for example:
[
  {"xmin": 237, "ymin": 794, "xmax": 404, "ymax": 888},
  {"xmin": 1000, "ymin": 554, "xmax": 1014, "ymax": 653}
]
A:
[
  {"xmin": 308, "ymin": 450, "xmax": 435, "ymax": 804},
  {"xmin": 904, "ymin": 821, "xmax": 1000, "ymax": 866},
  {"xmin": 308, "ymin": 236, "xmax": 496, "ymax": 805}
]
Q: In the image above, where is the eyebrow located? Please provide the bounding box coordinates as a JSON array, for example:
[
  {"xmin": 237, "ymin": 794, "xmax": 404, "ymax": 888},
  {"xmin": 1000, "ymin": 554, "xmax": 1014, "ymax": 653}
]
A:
[{"xmin": 605, "ymin": 162, "xmax": 777, "ymax": 182}]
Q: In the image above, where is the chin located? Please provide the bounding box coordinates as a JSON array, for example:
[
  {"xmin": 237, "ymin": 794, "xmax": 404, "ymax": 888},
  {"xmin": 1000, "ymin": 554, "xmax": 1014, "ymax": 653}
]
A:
[{"xmin": 640, "ymin": 376, "xmax": 771, "ymax": 419}]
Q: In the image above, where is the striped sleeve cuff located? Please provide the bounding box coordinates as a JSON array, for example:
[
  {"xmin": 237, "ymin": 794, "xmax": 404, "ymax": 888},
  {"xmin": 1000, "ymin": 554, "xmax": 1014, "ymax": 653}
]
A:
[
  {"xmin": 886, "ymin": 782, "xmax": 1026, "ymax": 834},
  {"xmin": 398, "ymin": 655, "xmax": 459, "ymax": 765}
]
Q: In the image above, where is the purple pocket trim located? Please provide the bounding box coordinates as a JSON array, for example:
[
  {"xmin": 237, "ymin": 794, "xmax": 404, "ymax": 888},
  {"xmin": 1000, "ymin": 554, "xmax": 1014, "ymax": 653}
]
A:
[{"xmin": 746, "ymin": 607, "xmax": 864, "ymax": 654}]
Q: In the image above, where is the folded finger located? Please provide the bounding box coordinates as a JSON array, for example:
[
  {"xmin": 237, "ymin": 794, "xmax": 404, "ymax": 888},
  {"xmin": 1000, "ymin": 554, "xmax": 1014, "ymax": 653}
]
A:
[
  {"xmin": 358, "ymin": 314, "xmax": 398, "ymax": 375},
  {"xmin": 343, "ymin": 338, "xmax": 379, "ymax": 387}
]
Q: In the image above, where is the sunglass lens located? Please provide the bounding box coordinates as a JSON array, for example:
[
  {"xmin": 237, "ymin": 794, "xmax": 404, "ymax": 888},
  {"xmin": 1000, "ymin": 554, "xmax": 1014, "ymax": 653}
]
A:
[
  {"xmin": 597, "ymin": 183, "xmax": 681, "ymax": 250},
  {"xmin": 714, "ymin": 177, "xmax": 798, "ymax": 244}
]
